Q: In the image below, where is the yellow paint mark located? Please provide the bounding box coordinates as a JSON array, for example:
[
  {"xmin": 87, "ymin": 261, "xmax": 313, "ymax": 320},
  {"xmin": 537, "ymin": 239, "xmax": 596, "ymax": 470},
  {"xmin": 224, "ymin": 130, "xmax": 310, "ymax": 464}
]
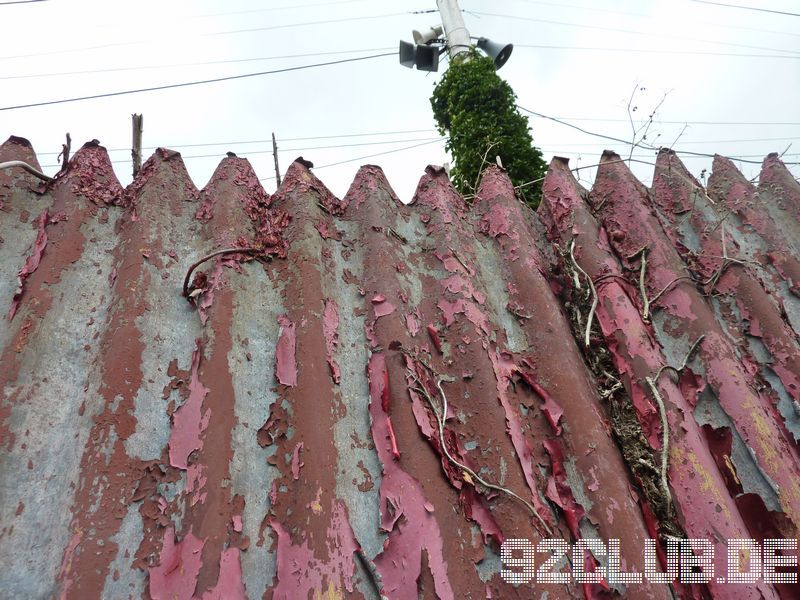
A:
[
  {"xmin": 722, "ymin": 455, "xmax": 741, "ymax": 487},
  {"xmin": 315, "ymin": 581, "xmax": 343, "ymax": 600}
]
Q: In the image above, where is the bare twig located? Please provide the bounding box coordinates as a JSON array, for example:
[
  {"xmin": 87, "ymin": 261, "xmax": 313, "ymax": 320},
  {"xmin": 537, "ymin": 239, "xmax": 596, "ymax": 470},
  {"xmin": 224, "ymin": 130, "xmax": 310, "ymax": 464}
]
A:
[
  {"xmin": 0, "ymin": 160, "xmax": 53, "ymax": 182},
  {"xmin": 653, "ymin": 335, "xmax": 705, "ymax": 383},
  {"xmin": 644, "ymin": 376, "xmax": 672, "ymax": 508},
  {"xmin": 647, "ymin": 276, "xmax": 694, "ymax": 308},
  {"xmin": 568, "ymin": 239, "xmax": 597, "ymax": 347},
  {"xmin": 182, "ymin": 247, "xmax": 260, "ymax": 298},
  {"xmin": 473, "ymin": 140, "xmax": 499, "ymax": 196},
  {"xmin": 448, "ymin": 246, "xmax": 470, "ymax": 273},
  {"xmin": 645, "ymin": 334, "xmax": 704, "ymax": 509},
  {"xmin": 637, "ymin": 247, "xmax": 651, "ymax": 320},
  {"xmin": 58, "ymin": 132, "xmax": 71, "ymax": 174},
  {"xmin": 404, "ymin": 352, "xmax": 553, "ymax": 537}
]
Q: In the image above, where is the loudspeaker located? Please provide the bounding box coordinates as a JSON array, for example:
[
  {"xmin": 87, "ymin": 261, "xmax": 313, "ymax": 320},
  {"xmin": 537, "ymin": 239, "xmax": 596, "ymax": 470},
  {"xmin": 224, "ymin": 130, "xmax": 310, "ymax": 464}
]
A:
[
  {"xmin": 477, "ymin": 37, "xmax": 513, "ymax": 70},
  {"xmin": 399, "ymin": 41, "xmax": 440, "ymax": 72},
  {"xmin": 412, "ymin": 25, "xmax": 443, "ymax": 46}
]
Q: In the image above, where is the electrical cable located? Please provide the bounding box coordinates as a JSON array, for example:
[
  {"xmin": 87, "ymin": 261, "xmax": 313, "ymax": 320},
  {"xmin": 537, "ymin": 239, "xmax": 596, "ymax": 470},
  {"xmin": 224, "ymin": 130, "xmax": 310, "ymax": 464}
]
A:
[
  {"xmin": 0, "ymin": 52, "xmax": 396, "ymax": 112},
  {"xmin": 515, "ymin": 44, "xmax": 799, "ymax": 59},
  {"xmin": 518, "ymin": 106, "xmax": 800, "ymax": 165},
  {"xmin": 470, "ymin": 10, "xmax": 800, "ymax": 56},
  {"xmin": 0, "ymin": 48, "xmax": 396, "ymax": 80},
  {"xmin": 259, "ymin": 138, "xmax": 445, "ymax": 180},
  {"xmin": 0, "ymin": 11, "xmax": 407, "ymax": 61},
  {"xmin": 34, "ymin": 130, "xmax": 440, "ymax": 157},
  {"xmin": 689, "ymin": 0, "xmax": 800, "ymax": 18}
]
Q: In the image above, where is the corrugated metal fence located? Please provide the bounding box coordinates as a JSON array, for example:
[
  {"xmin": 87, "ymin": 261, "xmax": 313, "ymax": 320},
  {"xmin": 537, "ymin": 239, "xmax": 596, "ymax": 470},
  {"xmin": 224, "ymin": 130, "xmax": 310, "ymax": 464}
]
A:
[{"xmin": 1, "ymin": 135, "xmax": 799, "ymax": 598}]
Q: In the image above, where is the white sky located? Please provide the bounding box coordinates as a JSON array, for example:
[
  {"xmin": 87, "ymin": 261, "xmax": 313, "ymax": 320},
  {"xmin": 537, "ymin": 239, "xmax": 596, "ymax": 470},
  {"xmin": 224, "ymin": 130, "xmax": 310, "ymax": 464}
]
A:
[{"xmin": 1, "ymin": 0, "xmax": 798, "ymax": 201}]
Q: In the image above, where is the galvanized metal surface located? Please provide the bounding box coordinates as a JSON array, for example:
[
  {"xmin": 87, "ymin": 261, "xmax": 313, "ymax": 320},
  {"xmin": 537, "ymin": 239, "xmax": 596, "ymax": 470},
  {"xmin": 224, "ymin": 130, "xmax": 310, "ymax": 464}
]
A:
[{"xmin": 1, "ymin": 135, "xmax": 799, "ymax": 599}]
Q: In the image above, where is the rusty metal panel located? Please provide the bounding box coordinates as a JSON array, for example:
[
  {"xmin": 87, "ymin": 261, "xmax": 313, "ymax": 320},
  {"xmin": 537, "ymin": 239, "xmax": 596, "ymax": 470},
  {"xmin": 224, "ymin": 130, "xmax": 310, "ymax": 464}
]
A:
[{"xmin": 1, "ymin": 135, "xmax": 799, "ymax": 598}]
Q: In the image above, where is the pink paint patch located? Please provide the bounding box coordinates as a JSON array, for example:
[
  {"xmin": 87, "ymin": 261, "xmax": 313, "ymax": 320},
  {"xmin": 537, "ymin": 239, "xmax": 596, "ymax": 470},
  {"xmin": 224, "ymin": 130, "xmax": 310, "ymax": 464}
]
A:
[
  {"xmin": 366, "ymin": 353, "xmax": 455, "ymax": 599},
  {"xmin": 8, "ymin": 208, "xmax": 48, "ymax": 321},
  {"xmin": 56, "ymin": 529, "xmax": 82, "ymax": 598},
  {"xmin": 437, "ymin": 298, "xmax": 466, "ymax": 326},
  {"xmin": 517, "ymin": 371, "xmax": 564, "ymax": 435},
  {"xmin": 169, "ymin": 340, "xmax": 211, "ymax": 470},
  {"xmin": 276, "ymin": 314, "xmax": 298, "ymax": 387},
  {"xmin": 270, "ymin": 501, "xmax": 360, "ymax": 597},
  {"xmin": 202, "ymin": 548, "xmax": 246, "ymax": 600},
  {"xmin": 372, "ymin": 295, "xmax": 396, "ymax": 318},
  {"xmin": 291, "ymin": 442, "xmax": 305, "ymax": 480},
  {"xmin": 543, "ymin": 440, "xmax": 584, "ymax": 538},
  {"xmin": 232, "ymin": 514, "xmax": 243, "ymax": 533},
  {"xmin": 198, "ymin": 260, "xmax": 224, "ymax": 326},
  {"xmin": 405, "ymin": 312, "xmax": 421, "ymax": 337},
  {"xmin": 322, "ymin": 299, "xmax": 341, "ymax": 384},
  {"xmin": 427, "ymin": 324, "xmax": 443, "ymax": 354},
  {"xmin": 149, "ymin": 527, "xmax": 204, "ymax": 600}
]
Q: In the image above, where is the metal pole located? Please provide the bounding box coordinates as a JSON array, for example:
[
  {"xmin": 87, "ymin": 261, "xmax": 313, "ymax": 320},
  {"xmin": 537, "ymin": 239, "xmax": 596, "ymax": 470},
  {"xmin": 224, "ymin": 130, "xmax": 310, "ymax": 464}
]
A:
[
  {"xmin": 131, "ymin": 114, "xmax": 143, "ymax": 178},
  {"xmin": 436, "ymin": 0, "xmax": 471, "ymax": 60},
  {"xmin": 272, "ymin": 132, "xmax": 282, "ymax": 187}
]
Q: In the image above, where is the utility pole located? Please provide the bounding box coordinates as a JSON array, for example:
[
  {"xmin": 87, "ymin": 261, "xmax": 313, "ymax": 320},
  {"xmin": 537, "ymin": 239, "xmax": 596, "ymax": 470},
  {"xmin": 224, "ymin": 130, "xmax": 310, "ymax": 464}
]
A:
[
  {"xmin": 436, "ymin": 0, "xmax": 471, "ymax": 60},
  {"xmin": 271, "ymin": 132, "xmax": 281, "ymax": 187},
  {"xmin": 131, "ymin": 114, "xmax": 143, "ymax": 178}
]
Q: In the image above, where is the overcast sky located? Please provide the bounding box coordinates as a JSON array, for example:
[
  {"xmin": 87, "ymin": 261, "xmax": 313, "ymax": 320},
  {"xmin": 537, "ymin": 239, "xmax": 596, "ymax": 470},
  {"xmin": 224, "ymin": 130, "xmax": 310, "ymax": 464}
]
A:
[{"xmin": 1, "ymin": 0, "xmax": 798, "ymax": 201}]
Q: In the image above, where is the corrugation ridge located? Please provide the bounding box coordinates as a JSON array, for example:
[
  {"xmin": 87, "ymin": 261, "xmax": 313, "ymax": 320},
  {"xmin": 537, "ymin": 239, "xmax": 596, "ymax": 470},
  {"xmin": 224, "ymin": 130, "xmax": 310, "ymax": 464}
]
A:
[
  {"xmin": 544, "ymin": 157, "xmax": 778, "ymax": 599},
  {"xmin": 476, "ymin": 165, "xmax": 669, "ymax": 598},
  {"xmin": 653, "ymin": 151, "xmax": 800, "ymax": 437},
  {"xmin": 590, "ymin": 152, "xmax": 800, "ymax": 540},
  {"xmin": 257, "ymin": 161, "xmax": 362, "ymax": 598},
  {"xmin": 1, "ymin": 154, "xmax": 120, "ymax": 597}
]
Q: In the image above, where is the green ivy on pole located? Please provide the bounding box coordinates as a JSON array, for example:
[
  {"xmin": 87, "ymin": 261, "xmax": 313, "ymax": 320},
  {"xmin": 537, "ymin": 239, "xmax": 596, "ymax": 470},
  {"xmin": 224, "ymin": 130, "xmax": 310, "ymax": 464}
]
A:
[{"xmin": 431, "ymin": 49, "xmax": 547, "ymax": 207}]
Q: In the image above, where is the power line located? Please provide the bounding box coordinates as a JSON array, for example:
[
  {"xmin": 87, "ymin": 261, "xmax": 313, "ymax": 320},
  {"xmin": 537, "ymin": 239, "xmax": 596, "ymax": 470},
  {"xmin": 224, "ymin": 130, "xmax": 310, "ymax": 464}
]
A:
[
  {"xmin": 188, "ymin": 0, "xmax": 370, "ymax": 19},
  {"xmin": 0, "ymin": 12, "xmax": 406, "ymax": 61},
  {"xmin": 516, "ymin": 44, "xmax": 799, "ymax": 59},
  {"xmin": 0, "ymin": 48, "xmax": 396, "ymax": 80},
  {"xmin": 529, "ymin": 115, "xmax": 800, "ymax": 126},
  {"xmin": 34, "ymin": 129, "xmax": 440, "ymax": 156},
  {"xmin": 127, "ymin": 137, "xmax": 445, "ymax": 163},
  {"xmin": 518, "ymin": 106, "xmax": 800, "ymax": 166},
  {"xmin": 0, "ymin": 52, "xmax": 395, "ymax": 112},
  {"xmin": 470, "ymin": 10, "xmax": 800, "ymax": 56},
  {"xmin": 0, "ymin": 0, "xmax": 46, "ymax": 4},
  {"xmin": 509, "ymin": 0, "xmax": 800, "ymax": 38},
  {"xmin": 259, "ymin": 139, "xmax": 445, "ymax": 180},
  {"xmin": 689, "ymin": 0, "xmax": 800, "ymax": 18}
]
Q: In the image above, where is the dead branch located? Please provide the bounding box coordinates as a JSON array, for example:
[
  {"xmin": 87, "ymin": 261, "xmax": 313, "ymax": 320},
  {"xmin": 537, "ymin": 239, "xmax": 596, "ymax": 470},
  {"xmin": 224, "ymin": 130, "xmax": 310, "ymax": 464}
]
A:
[
  {"xmin": 568, "ymin": 239, "xmax": 597, "ymax": 347},
  {"xmin": 404, "ymin": 352, "xmax": 554, "ymax": 537},
  {"xmin": 0, "ymin": 160, "xmax": 53, "ymax": 182},
  {"xmin": 182, "ymin": 247, "xmax": 260, "ymax": 298}
]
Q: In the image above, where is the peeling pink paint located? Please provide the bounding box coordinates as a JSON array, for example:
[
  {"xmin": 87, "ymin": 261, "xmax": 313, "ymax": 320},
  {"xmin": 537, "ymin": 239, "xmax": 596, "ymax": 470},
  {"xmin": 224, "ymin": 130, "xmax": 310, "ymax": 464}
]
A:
[
  {"xmin": 367, "ymin": 353, "xmax": 454, "ymax": 599},
  {"xmin": 8, "ymin": 208, "xmax": 48, "ymax": 321},
  {"xmin": 372, "ymin": 294, "xmax": 396, "ymax": 318},
  {"xmin": 275, "ymin": 314, "xmax": 297, "ymax": 387},
  {"xmin": 169, "ymin": 340, "xmax": 211, "ymax": 470},
  {"xmin": 291, "ymin": 442, "xmax": 304, "ymax": 480},
  {"xmin": 201, "ymin": 548, "xmax": 246, "ymax": 600},
  {"xmin": 488, "ymin": 349, "xmax": 556, "ymax": 528},
  {"xmin": 405, "ymin": 311, "xmax": 421, "ymax": 337},
  {"xmin": 322, "ymin": 299, "xmax": 341, "ymax": 384},
  {"xmin": 148, "ymin": 527, "xmax": 204, "ymax": 600},
  {"xmin": 516, "ymin": 367, "xmax": 564, "ymax": 436},
  {"xmin": 197, "ymin": 260, "xmax": 224, "ymax": 326},
  {"xmin": 270, "ymin": 501, "xmax": 359, "ymax": 598},
  {"xmin": 426, "ymin": 323, "xmax": 443, "ymax": 354},
  {"xmin": 56, "ymin": 530, "xmax": 82, "ymax": 599}
]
